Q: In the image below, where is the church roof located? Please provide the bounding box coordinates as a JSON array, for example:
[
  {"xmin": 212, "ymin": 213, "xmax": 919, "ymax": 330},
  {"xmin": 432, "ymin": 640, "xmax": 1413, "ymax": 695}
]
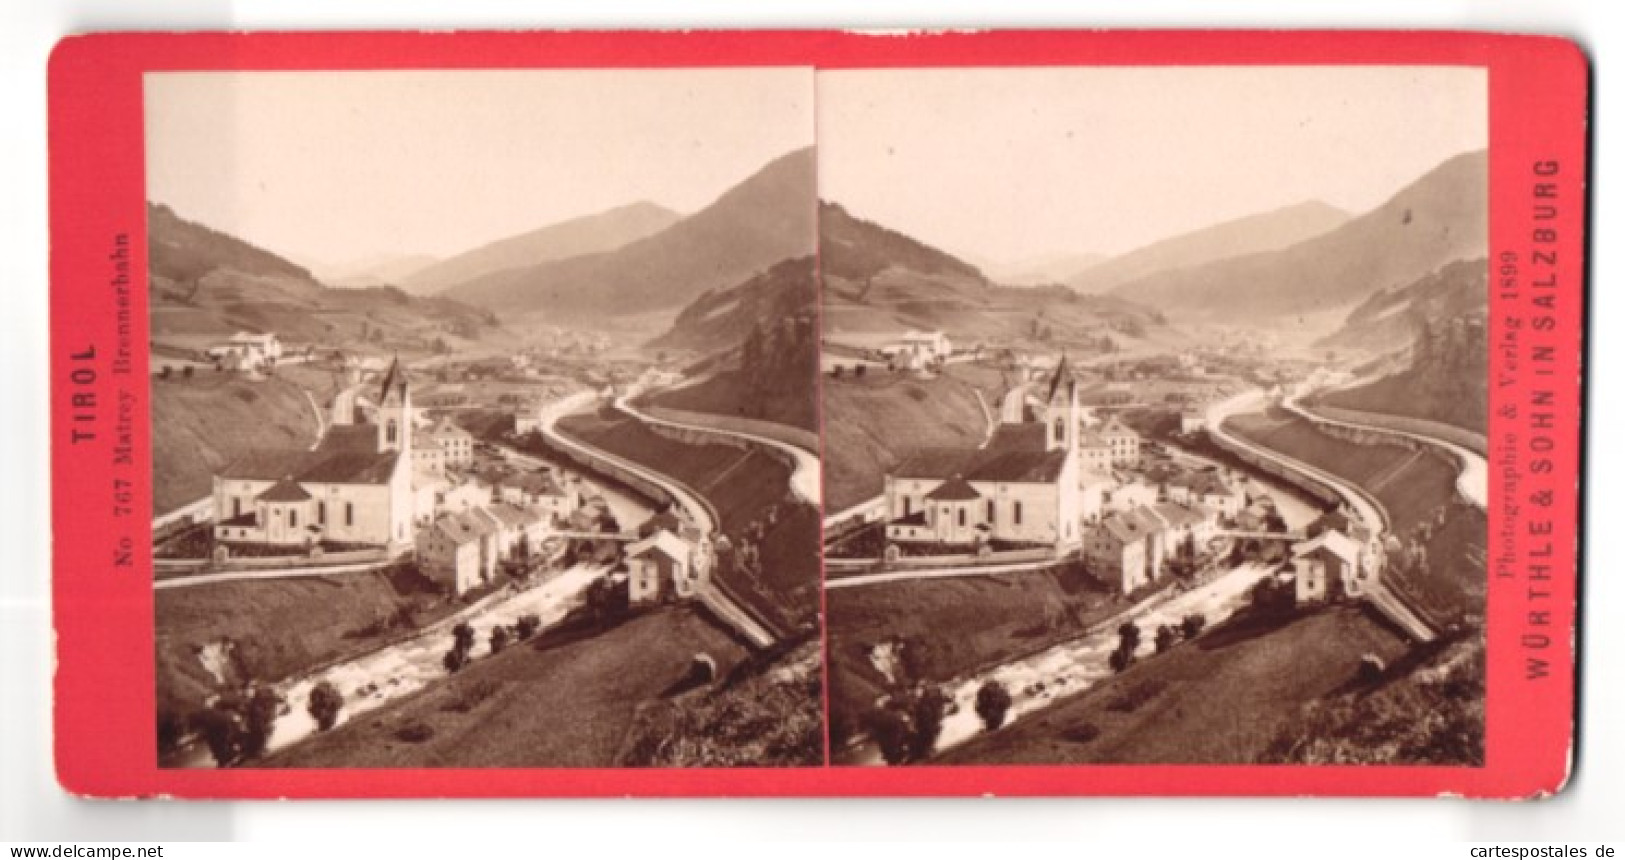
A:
[
  {"xmin": 968, "ymin": 448, "xmax": 1070, "ymax": 483},
  {"xmin": 322, "ymin": 424, "xmax": 380, "ymax": 452},
  {"xmin": 218, "ymin": 445, "xmax": 400, "ymax": 486},
  {"xmin": 926, "ymin": 475, "xmax": 981, "ymax": 501},
  {"xmin": 257, "ymin": 477, "xmax": 312, "ymax": 502},
  {"xmin": 985, "ymin": 423, "xmax": 1047, "ymax": 453}
]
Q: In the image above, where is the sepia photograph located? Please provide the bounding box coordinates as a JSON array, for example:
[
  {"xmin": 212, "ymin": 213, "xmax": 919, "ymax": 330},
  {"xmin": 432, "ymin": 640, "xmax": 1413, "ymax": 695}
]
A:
[
  {"xmin": 144, "ymin": 68, "xmax": 825, "ymax": 769},
  {"xmin": 817, "ymin": 67, "xmax": 1490, "ymax": 767}
]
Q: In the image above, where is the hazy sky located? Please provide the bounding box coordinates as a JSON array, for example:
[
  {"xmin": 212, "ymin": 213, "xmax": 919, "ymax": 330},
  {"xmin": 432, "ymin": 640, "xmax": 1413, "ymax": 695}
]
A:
[
  {"xmin": 818, "ymin": 66, "xmax": 1486, "ymax": 265},
  {"xmin": 145, "ymin": 69, "xmax": 813, "ymax": 266}
]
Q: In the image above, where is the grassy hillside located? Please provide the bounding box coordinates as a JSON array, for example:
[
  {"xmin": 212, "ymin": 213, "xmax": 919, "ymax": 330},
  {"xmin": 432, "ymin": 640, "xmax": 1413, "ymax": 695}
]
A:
[
  {"xmin": 1318, "ymin": 258, "xmax": 1487, "ymax": 356},
  {"xmin": 819, "ymin": 201, "xmax": 1178, "ymax": 355},
  {"xmin": 151, "ymin": 364, "xmax": 343, "ymax": 514},
  {"xmin": 938, "ymin": 607, "xmax": 1410, "ymax": 765},
  {"xmin": 647, "ymin": 257, "xmax": 819, "ymax": 432},
  {"xmin": 156, "ymin": 564, "xmax": 454, "ymax": 719},
  {"xmin": 1106, "ymin": 151, "xmax": 1487, "ymax": 320},
  {"xmin": 556, "ymin": 409, "xmax": 820, "ymax": 632},
  {"xmin": 827, "ymin": 564, "xmax": 1131, "ymax": 748},
  {"xmin": 821, "ymin": 363, "xmax": 1003, "ymax": 511},
  {"xmin": 264, "ymin": 607, "xmax": 748, "ymax": 768},
  {"xmin": 149, "ymin": 203, "xmax": 502, "ymax": 356},
  {"xmin": 443, "ymin": 148, "xmax": 815, "ymax": 318},
  {"xmin": 1321, "ymin": 293, "xmax": 1489, "ymax": 436},
  {"xmin": 620, "ymin": 638, "xmax": 823, "ymax": 767},
  {"xmin": 1263, "ymin": 634, "xmax": 1484, "ymax": 765}
]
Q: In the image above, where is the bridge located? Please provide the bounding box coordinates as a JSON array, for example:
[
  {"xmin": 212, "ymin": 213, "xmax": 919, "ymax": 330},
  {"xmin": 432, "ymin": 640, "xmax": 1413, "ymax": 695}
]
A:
[
  {"xmin": 1215, "ymin": 529, "xmax": 1305, "ymax": 542},
  {"xmin": 549, "ymin": 530, "xmax": 640, "ymax": 542}
]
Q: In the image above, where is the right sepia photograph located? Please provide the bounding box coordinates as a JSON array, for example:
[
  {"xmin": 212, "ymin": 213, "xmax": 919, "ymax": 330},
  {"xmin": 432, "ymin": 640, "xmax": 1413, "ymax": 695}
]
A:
[{"xmin": 817, "ymin": 67, "xmax": 1490, "ymax": 767}]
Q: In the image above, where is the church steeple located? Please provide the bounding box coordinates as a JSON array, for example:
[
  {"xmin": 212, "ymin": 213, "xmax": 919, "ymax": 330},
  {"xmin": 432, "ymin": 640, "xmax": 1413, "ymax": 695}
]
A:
[
  {"xmin": 377, "ymin": 355, "xmax": 412, "ymax": 454},
  {"xmin": 1044, "ymin": 353, "xmax": 1077, "ymax": 452}
]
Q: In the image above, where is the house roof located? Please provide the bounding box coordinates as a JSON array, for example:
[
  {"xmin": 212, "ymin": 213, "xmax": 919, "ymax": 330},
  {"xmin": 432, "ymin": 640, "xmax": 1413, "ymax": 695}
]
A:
[
  {"xmin": 628, "ymin": 529, "xmax": 690, "ymax": 564},
  {"xmin": 638, "ymin": 510, "xmax": 684, "ymax": 538},
  {"xmin": 1294, "ymin": 529, "xmax": 1361, "ymax": 566},
  {"xmin": 1096, "ymin": 513, "xmax": 1151, "ymax": 545},
  {"xmin": 257, "ymin": 477, "xmax": 312, "ymax": 503},
  {"xmin": 430, "ymin": 511, "xmax": 493, "ymax": 546},
  {"xmin": 926, "ymin": 475, "xmax": 982, "ymax": 501},
  {"xmin": 1152, "ymin": 501, "xmax": 1205, "ymax": 529}
]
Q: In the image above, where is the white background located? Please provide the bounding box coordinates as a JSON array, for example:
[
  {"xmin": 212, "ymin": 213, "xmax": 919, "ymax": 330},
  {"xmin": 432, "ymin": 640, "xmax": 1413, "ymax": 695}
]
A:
[{"xmin": 0, "ymin": 0, "xmax": 1616, "ymax": 846}]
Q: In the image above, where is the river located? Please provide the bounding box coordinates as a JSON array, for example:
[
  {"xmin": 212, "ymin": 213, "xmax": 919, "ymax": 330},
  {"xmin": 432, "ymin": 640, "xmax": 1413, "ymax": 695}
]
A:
[{"xmin": 170, "ymin": 465, "xmax": 657, "ymax": 768}]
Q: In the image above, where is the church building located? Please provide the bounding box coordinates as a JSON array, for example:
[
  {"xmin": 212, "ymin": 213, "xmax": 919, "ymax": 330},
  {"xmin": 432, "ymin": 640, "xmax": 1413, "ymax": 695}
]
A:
[{"xmin": 212, "ymin": 359, "xmax": 417, "ymax": 549}]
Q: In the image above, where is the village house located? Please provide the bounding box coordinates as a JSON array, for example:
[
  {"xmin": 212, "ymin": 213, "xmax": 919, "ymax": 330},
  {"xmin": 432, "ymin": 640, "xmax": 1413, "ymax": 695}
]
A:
[
  {"xmin": 883, "ymin": 329, "xmax": 953, "ymax": 371},
  {"xmin": 1166, "ymin": 470, "xmax": 1246, "ymax": 518},
  {"xmin": 416, "ymin": 509, "xmax": 499, "ymax": 595},
  {"xmin": 212, "ymin": 359, "xmax": 416, "ymax": 549},
  {"xmin": 205, "ymin": 331, "xmax": 283, "ymax": 371},
  {"xmin": 494, "ymin": 469, "xmax": 574, "ymax": 521},
  {"xmin": 1289, "ymin": 529, "xmax": 1366, "ymax": 604},
  {"xmin": 1098, "ymin": 416, "xmax": 1141, "ymax": 466},
  {"xmin": 1085, "ymin": 509, "xmax": 1159, "ymax": 593},
  {"xmin": 626, "ymin": 509, "xmax": 713, "ymax": 605},
  {"xmin": 421, "ymin": 419, "xmax": 475, "ymax": 468}
]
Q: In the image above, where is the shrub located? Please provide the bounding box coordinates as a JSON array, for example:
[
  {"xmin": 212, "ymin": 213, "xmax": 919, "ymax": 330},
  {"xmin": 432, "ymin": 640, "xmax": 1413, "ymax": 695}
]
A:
[
  {"xmin": 306, "ymin": 681, "xmax": 343, "ymax": 732},
  {"xmin": 865, "ymin": 707, "xmax": 913, "ymax": 766},
  {"xmin": 974, "ymin": 680, "xmax": 1014, "ymax": 731},
  {"xmin": 395, "ymin": 721, "xmax": 435, "ymax": 743},
  {"xmin": 239, "ymin": 687, "xmax": 283, "ymax": 760},
  {"xmin": 910, "ymin": 686, "xmax": 950, "ymax": 760},
  {"xmin": 489, "ymin": 625, "xmax": 511, "ymax": 655},
  {"xmin": 1154, "ymin": 624, "xmax": 1178, "ymax": 654},
  {"xmin": 442, "ymin": 647, "xmax": 468, "ymax": 674},
  {"xmin": 1108, "ymin": 644, "xmax": 1134, "ymax": 674},
  {"xmin": 1180, "ymin": 613, "xmax": 1207, "ymax": 640},
  {"xmin": 515, "ymin": 613, "xmax": 541, "ymax": 640},
  {"xmin": 452, "ymin": 622, "xmax": 476, "ymax": 652}
]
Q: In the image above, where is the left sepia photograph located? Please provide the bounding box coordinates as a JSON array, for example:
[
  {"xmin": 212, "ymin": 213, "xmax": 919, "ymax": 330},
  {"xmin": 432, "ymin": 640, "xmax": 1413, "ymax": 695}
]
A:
[{"xmin": 145, "ymin": 69, "xmax": 825, "ymax": 769}]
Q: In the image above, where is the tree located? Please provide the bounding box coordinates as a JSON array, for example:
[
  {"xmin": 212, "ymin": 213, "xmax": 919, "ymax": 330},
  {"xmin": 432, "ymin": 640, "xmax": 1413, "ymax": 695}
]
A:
[
  {"xmin": 192, "ymin": 706, "xmax": 244, "ymax": 768},
  {"xmin": 182, "ymin": 365, "xmax": 195, "ymax": 379},
  {"xmin": 239, "ymin": 687, "xmax": 283, "ymax": 760},
  {"xmin": 1155, "ymin": 624, "xmax": 1178, "ymax": 654},
  {"xmin": 159, "ymin": 365, "xmax": 172, "ymax": 380},
  {"xmin": 307, "ymin": 681, "xmax": 343, "ymax": 732},
  {"xmin": 854, "ymin": 364, "xmax": 867, "ymax": 378},
  {"xmin": 974, "ymin": 680, "xmax": 1013, "ymax": 731},
  {"xmin": 515, "ymin": 613, "xmax": 541, "ymax": 640},
  {"xmin": 489, "ymin": 625, "xmax": 511, "ymax": 655},
  {"xmin": 910, "ymin": 686, "xmax": 950, "ymax": 761},
  {"xmin": 1109, "ymin": 645, "xmax": 1133, "ymax": 674},
  {"xmin": 1180, "ymin": 613, "xmax": 1207, "ymax": 640},
  {"xmin": 1117, "ymin": 621, "xmax": 1142, "ymax": 654}
]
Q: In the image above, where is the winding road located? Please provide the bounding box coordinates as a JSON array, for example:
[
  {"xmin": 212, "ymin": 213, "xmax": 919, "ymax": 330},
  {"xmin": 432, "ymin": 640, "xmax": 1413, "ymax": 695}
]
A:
[
  {"xmin": 615, "ymin": 390, "xmax": 822, "ymax": 507},
  {"xmin": 1281, "ymin": 393, "xmax": 1487, "ymax": 511}
]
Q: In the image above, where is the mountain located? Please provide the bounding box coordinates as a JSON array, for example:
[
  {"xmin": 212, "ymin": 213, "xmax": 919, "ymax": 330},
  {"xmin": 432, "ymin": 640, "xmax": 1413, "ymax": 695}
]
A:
[
  {"xmin": 989, "ymin": 252, "xmax": 1108, "ymax": 287},
  {"xmin": 650, "ymin": 256, "xmax": 816, "ymax": 355},
  {"xmin": 819, "ymin": 201, "xmax": 1173, "ymax": 353},
  {"xmin": 1318, "ymin": 258, "xmax": 1487, "ymax": 354},
  {"xmin": 1103, "ymin": 151, "xmax": 1487, "ymax": 320},
  {"xmin": 404, "ymin": 201, "xmax": 680, "ymax": 295},
  {"xmin": 1070, "ymin": 200, "xmax": 1349, "ymax": 293},
  {"xmin": 147, "ymin": 203, "xmax": 494, "ymax": 351},
  {"xmin": 645, "ymin": 257, "xmax": 820, "ymax": 432},
  {"xmin": 316, "ymin": 253, "xmax": 439, "ymax": 289},
  {"xmin": 440, "ymin": 148, "xmax": 815, "ymax": 318}
]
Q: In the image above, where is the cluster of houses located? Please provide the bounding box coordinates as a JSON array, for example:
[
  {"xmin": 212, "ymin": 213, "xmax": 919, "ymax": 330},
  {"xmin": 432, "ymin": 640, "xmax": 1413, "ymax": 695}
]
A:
[
  {"xmin": 210, "ymin": 354, "xmax": 720, "ymax": 603},
  {"xmin": 878, "ymin": 354, "xmax": 1388, "ymax": 601}
]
